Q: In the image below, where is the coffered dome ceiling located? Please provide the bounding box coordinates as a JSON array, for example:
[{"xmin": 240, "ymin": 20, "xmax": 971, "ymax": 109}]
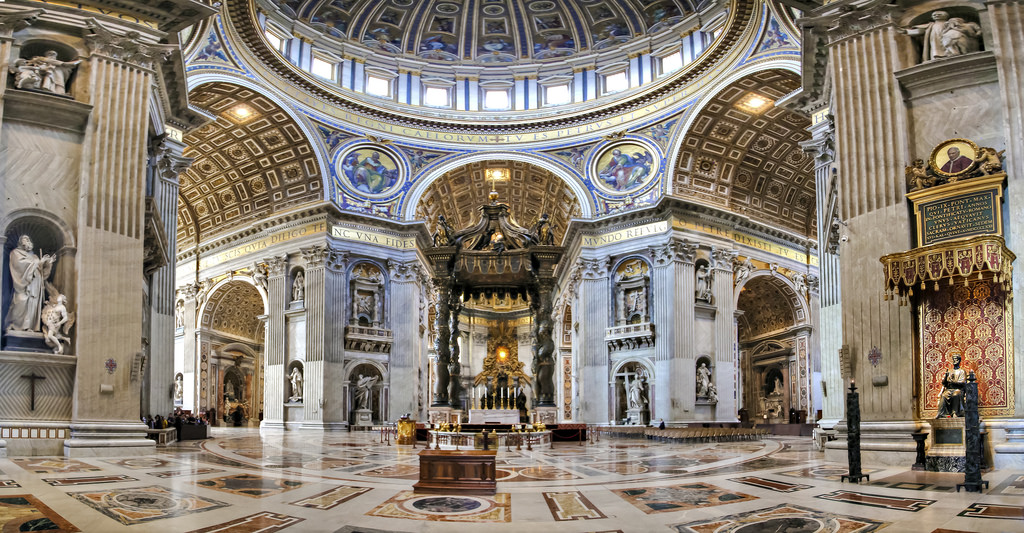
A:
[
  {"xmin": 275, "ymin": 0, "xmax": 704, "ymax": 64},
  {"xmin": 201, "ymin": 280, "xmax": 265, "ymax": 340},
  {"xmin": 737, "ymin": 276, "xmax": 797, "ymax": 339},
  {"xmin": 672, "ymin": 69, "xmax": 814, "ymax": 236},
  {"xmin": 177, "ymin": 82, "xmax": 323, "ymax": 248},
  {"xmin": 417, "ymin": 161, "xmax": 581, "ymax": 244}
]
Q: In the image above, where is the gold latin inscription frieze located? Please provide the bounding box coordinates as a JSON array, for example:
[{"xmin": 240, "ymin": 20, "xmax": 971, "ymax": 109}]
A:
[
  {"xmin": 331, "ymin": 225, "xmax": 417, "ymax": 249},
  {"xmin": 580, "ymin": 221, "xmax": 669, "ymax": 247},
  {"xmin": 919, "ymin": 191, "xmax": 998, "ymax": 246},
  {"xmin": 197, "ymin": 221, "xmax": 328, "ymax": 271},
  {"xmin": 33, "ymin": 0, "xmax": 159, "ymax": 28}
]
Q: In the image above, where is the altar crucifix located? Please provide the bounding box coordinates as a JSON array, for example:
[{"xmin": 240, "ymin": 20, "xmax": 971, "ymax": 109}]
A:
[{"xmin": 21, "ymin": 372, "xmax": 46, "ymax": 411}]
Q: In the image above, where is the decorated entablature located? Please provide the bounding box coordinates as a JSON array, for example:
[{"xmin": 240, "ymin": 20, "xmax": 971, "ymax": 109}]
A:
[{"xmin": 882, "ymin": 138, "xmax": 1015, "ymax": 418}]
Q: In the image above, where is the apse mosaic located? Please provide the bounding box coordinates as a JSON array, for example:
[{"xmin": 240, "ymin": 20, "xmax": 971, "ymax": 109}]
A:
[
  {"xmin": 592, "ymin": 141, "xmax": 659, "ymax": 194},
  {"xmin": 339, "ymin": 145, "xmax": 404, "ymax": 196}
]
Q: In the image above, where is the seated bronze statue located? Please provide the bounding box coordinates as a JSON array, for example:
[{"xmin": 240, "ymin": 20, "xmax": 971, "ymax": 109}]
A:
[{"xmin": 936, "ymin": 352, "xmax": 967, "ymax": 418}]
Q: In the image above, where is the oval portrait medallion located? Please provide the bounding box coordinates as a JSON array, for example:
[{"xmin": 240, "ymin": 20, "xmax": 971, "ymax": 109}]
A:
[
  {"xmin": 338, "ymin": 145, "xmax": 403, "ymax": 196},
  {"xmin": 591, "ymin": 141, "xmax": 659, "ymax": 193}
]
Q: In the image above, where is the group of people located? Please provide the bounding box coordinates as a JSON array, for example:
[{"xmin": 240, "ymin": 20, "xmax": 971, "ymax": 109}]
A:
[{"xmin": 142, "ymin": 408, "xmax": 213, "ymax": 430}]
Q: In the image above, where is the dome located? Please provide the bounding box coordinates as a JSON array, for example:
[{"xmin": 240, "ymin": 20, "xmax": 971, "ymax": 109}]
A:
[{"xmin": 276, "ymin": 0, "xmax": 705, "ymax": 64}]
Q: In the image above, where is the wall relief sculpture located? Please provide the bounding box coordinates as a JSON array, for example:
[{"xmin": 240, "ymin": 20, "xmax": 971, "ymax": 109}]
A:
[{"xmin": 350, "ymin": 262, "xmax": 384, "ymax": 327}]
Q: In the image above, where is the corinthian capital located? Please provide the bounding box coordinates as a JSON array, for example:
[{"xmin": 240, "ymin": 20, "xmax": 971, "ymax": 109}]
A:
[
  {"xmin": 84, "ymin": 18, "xmax": 176, "ymax": 69},
  {"xmin": 579, "ymin": 258, "xmax": 609, "ymax": 279},
  {"xmin": 388, "ymin": 259, "xmax": 421, "ymax": 282},
  {"xmin": 301, "ymin": 245, "xmax": 330, "ymax": 268},
  {"xmin": 0, "ymin": 8, "xmax": 43, "ymax": 36},
  {"xmin": 711, "ymin": 247, "xmax": 738, "ymax": 272},
  {"xmin": 266, "ymin": 255, "xmax": 288, "ymax": 276}
]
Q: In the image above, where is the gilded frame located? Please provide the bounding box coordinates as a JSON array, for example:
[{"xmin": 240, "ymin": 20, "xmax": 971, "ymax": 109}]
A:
[{"xmin": 929, "ymin": 137, "xmax": 979, "ymax": 178}]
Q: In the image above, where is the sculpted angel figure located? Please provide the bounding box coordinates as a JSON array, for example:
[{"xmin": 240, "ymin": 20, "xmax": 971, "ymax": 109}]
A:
[
  {"xmin": 41, "ymin": 282, "xmax": 74, "ymax": 354},
  {"xmin": 906, "ymin": 159, "xmax": 935, "ymax": 191},
  {"xmin": 974, "ymin": 147, "xmax": 1005, "ymax": 175}
]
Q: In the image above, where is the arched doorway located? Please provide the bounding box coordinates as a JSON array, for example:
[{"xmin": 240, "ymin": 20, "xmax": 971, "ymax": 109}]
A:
[
  {"xmin": 197, "ymin": 280, "xmax": 266, "ymax": 425},
  {"xmin": 612, "ymin": 360, "xmax": 651, "ymax": 426},
  {"xmin": 736, "ymin": 273, "xmax": 809, "ymax": 424}
]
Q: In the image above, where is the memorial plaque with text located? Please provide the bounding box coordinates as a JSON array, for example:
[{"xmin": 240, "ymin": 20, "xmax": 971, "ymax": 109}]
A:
[{"xmin": 908, "ymin": 175, "xmax": 1005, "ymax": 247}]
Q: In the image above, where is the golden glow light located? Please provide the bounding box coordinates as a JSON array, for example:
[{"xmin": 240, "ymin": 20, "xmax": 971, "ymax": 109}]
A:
[
  {"xmin": 497, "ymin": 347, "xmax": 509, "ymax": 360},
  {"xmin": 736, "ymin": 93, "xmax": 773, "ymax": 113},
  {"xmin": 229, "ymin": 105, "xmax": 253, "ymax": 119},
  {"xmin": 485, "ymin": 168, "xmax": 508, "ymax": 181}
]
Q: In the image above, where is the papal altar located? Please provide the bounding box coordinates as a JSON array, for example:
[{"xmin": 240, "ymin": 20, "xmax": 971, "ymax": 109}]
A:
[{"xmin": 468, "ymin": 409, "xmax": 519, "ymax": 424}]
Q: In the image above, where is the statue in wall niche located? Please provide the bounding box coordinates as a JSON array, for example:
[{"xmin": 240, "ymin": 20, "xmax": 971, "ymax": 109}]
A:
[
  {"xmin": 354, "ymin": 374, "xmax": 379, "ymax": 410},
  {"xmin": 900, "ymin": 11, "xmax": 981, "ymax": 63},
  {"xmin": 10, "ymin": 50, "xmax": 81, "ymax": 95},
  {"xmin": 791, "ymin": 273, "xmax": 807, "ymax": 295},
  {"xmin": 696, "ymin": 362, "xmax": 712, "ymax": 397},
  {"xmin": 175, "ymin": 300, "xmax": 185, "ymax": 329},
  {"xmin": 292, "ymin": 270, "xmax": 305, "ymax": 302},
  {"xmin": 289, "ymin": 366, "xmax": 303, "ymax": 402},
  {"xmin": 626, "ymin": 288, "xmax": 645, "ymax": 317},
  {"xmin": 41, "ymin": 282, "xmax": 74, "ymax": 354},
  {"xmin": 770, "ymin": 376, "xmax": 784, "ymax": 396},
  {"xmin": 4, "ymin": 235, "xmax": 55, "ymax": 332},
  {"xmin": 695, "ymin": 264, "xmax": 713, "ymax": 302},
  {"xmin": 627, "ymin": 374, "xmax": 647, "ymax": 410},
  {"xmin": 174, "ymin": 374, "xmax": 183, "ymax": 402},
  {"xmin": 936, "ymin": 352, "xmax": 967, "ymax": 418}
]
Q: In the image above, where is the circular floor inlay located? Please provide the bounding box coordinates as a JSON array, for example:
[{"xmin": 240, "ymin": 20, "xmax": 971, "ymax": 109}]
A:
[
  {"xmin": 736, "ymin": 517, "xmax": 823, "ymax": 533},
  {"xmin": 408, "ymin": 496, "xmax": 483, "ymax": 514},
  {"xmin": 112, "ymin": 492, "xmax": 178, "ymax": 511}
]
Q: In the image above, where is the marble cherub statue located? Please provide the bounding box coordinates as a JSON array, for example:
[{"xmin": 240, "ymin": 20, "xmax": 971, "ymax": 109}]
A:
[{"xmin": 41, "ymin": 282, "xmax": 74, "ymax": 354}]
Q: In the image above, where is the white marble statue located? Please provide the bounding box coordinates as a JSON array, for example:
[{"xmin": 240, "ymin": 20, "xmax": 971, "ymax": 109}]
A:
[
  {"xmin": 354, "ymin": 374, "xmax": 379, "ymax": 410},
  {"xmin": 251, "ymin": 263, "xmax": 268, "ymax": 292},
  {"xmin": 707, "ymin": 383, "xmax": 718, "ymax": 404},
  {"xmin": 10, "ymin": 50, "xmax": 81, "ymax": 95},
  {"xmin": 174, "ymin": 374, "xmax": 183, "ymax": 402},
  {"xmin": 5, "ymin": 235, "xmax": 55, "ymax": 332},
  {"xmin": 900, "ymin": 11, "xmax": 981, "ymax": 62},
  {"xmin": 791, "ymin": 272, "xmax": 807, "ymax": 295},
  {"xmin": 289, "ymin": 366, "xmax": 303, "ymax": 402},
  {"xmin": 292, "ymin": 270, "xmax": 305, "ymax": 302},
  {"xmin": 770, "ymin": 376, "xmax": 784, "ymax": 396},
  {"xmin": 734, "ymin": 257, "xmax": 754, "ymax": 284},
  {"xmin": 40, "ymin": 282, "xmax": 73, "ymax": 354},
  {"xmin": 695, "ymin": 264, "xmax": 713, "ymax": 302},
  {"xmin": 696, "ymin": 362, "xmax": 712, "ymax": 397},
  {"xmin": 174, "ymin": 300, "xmax": 185, "ymax": 329},
  {"xmin": 627, "ymin": 375, "xmax": 647, "ymax": 410}
]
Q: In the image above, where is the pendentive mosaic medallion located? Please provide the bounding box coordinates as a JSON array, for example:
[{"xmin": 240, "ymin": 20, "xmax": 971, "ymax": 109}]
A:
[
  {"xmin": 591, "ymin": 141, "xmax": 658, "ymax": 194},
  {"xmin": 338, "ymin": 144, "xmax": 403, "ymax": 197}
]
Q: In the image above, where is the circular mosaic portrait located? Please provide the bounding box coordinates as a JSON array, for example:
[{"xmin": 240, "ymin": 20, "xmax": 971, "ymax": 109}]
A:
[
  {"xmin": 929, "ymin": 138, "xmax": 978, "ymax": 177},
  {"xmin": 338, "ymin": 145, "xmax": 403, "ymax": 196},
  {"xmin": 591, "ymin": 141, "xmax": 659, "ymax": 193}
]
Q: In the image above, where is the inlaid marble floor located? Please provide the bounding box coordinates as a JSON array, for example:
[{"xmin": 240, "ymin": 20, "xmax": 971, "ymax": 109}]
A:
[{"xmin": 0, "ymin": 428, "xmax": 1021, "ymax": 532}]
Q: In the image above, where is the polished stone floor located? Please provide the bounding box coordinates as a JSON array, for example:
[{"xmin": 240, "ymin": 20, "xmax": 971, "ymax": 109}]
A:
[{"xmin": 0, "ymin": 428, "xmax": 1021, "ymax": 532}]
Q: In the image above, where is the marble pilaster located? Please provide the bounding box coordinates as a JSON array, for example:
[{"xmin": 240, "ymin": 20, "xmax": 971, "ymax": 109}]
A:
[
  {"xmin": 577, "ymin": 258, "xmax": 610, "ymax": 424},
  {"xmin": 389, "ymin": 260, "xmax": 422, "ymax": 420},
  {"xmin": 261, "ymin": 256, "xmax": 289, "ymax": 429},
  {"xmin": 300, "ymin": 246, "xmax": 328, "ymax": 430},
  {"xmin": 712, "ymin": 247, "xmax": 737, "ymax": 422}
]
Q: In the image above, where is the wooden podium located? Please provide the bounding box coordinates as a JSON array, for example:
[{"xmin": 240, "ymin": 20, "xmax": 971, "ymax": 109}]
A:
[{"xmin": 413, "ymin": 449, "xmax": 497, "ymax": 495}]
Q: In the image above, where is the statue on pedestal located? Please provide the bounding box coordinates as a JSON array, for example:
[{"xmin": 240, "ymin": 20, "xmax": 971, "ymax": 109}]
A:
[
  {"xmin": 174, "ymin": 374, "xmax": 183, "ymax": 402},
  {"xmin": 627, "ymin": 374, "xmax": 647, "ymax": 410},
  {"xmin": 289, "ymin": 366, "xmax": 303, "ymax": 402},
  {"xmin": 292, "ymin": 270, "xmax": 305, "ymax": 302},
  {"xmin": 10, "ymin": 50, "xmax": 81, "ymax": 95},
  {"xmin": 696, "ymin": 362, "xmax": 712, "ymax": 397},
  {"xmin": 695, "ymin": 264, "xmax": 713, "ymax": 302},
  {"xmin": 936, "ymin": 352, "xmax": 967, "ymax": 418},
  {"xmin": 40, "ymin": 282, "xmax": 74, "ymax": 354},
  {"xmin": 355, "ymin": 374, "xmax": 379, "ymax": 410},
  {"xmin": 5, "ymin": 235, "xmax": 55, "ymax": 332},
  {"xmin": 899, "ymin": 11, "xmax": 981, "ymax": 63}
]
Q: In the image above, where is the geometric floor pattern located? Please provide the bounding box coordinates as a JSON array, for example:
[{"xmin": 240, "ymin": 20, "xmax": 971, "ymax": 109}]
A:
[{"xmin": 0, "ymin": 428, "xmax": 1019, "ymax": 532}]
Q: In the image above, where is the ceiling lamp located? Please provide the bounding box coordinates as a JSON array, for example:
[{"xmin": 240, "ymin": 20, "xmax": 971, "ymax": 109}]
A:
[
  {"xmin": 228, "ymin": 105, "xmax": 254, "ymax": 120},
  {"xmin": 736, "ymin": 93, "xmax": 772, "ymax": 113}
]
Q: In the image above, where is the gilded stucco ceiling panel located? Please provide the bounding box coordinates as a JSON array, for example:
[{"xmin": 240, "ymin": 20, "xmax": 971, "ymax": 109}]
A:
[
  {"xmin": 737, "ymin": 276, "xmax": 797, "ymax": 340},
  {"xmin": 418, "ymin": 161, "xmax": 580, "ymax": 244},
  {"xmin": 177, "ymin": 82, "xmax": 323, "ymax": 247},
  {"xmin": 673, "ymin": 69, "xmax": 813, "ymax": 236},
  {"xmin": 201, "ymin": 280, "xmax": 265, "ymax": 341}
]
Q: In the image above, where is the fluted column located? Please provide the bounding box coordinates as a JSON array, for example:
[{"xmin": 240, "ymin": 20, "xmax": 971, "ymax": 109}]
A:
[
  {"xmin": 300, "ymin": 246, "xmax": 328, "ymax": 429},
  {"xmin": 577, "ymin": 258, "xmax": 610, "ymax": 423},
  {"xmin": 178, "ymin": 284, "xmax": 200, "ymax": 411},
  {"xmin": 261, "ymin": 256, "xmax": 289, "ymax": 429},
  {"xmin": 828, "ymin": 10, "xmax": 915, "ymax": 421},
  {"xmin": 988, "ymin": 0, "xmax": 1024, "ymax": 419},
  {"xmin": 390, "ymin": 261, "xmax": 423, "ymax": 419},
  {"xmin": 649, "ymin": 245, "xmax": 674, "ymax": 422},
  {"xmin": 712, "ymin": 247, "xmax": 738, "ymax": 422},
  {"xmin": 66, "ymin": 24, "xmax": 173, "ymax": 455},
  {"xmin": 144, "ymin": 138, "xmax": 191, "ymax": 419}
]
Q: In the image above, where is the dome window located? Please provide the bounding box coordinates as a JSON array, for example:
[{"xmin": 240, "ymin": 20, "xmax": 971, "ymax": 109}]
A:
[
  {"xmin": 661, "ymin": 52, "xmax": 683, "ymax": 75},
  {"xmin": 424, "ymin": 86, "xmax": 450, "ymax": 108},
  {"xmin": 366, "ymin": 75, "xmax": 391, "ymax": 98},
  {"xmin": 483, "ymin": 89, "xmax": 510, "ymax": 111},
  {"xmin": 264, "ymin": 30, "xmax": 285, "ymax": 53},
  {"xmin": 545, "ymin": 84, "xmax": 571, "ymax": 106},
  {"xmin": 603, "ymin": 71, "xmax": 628, "ymax": 94},
  {"xmin": 310, "ymin": 56, "xmax": 335, "ymax": 80}
]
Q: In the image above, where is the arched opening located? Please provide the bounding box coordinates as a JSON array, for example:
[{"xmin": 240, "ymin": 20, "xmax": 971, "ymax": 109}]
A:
[
  {"xmin": 736, "ymin": 273, "xmax": 808, "ymax": 424},
  {"xmin": 197, "ymin": 280, "xmax": 266, "ymax": 426},
  {"xmin": 350, "ymin": 362, "xmax": 386, "ymax": 425},
  {"xmin": 612, "ymin": 360, "xmax": 651, "ymax": 426}
]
